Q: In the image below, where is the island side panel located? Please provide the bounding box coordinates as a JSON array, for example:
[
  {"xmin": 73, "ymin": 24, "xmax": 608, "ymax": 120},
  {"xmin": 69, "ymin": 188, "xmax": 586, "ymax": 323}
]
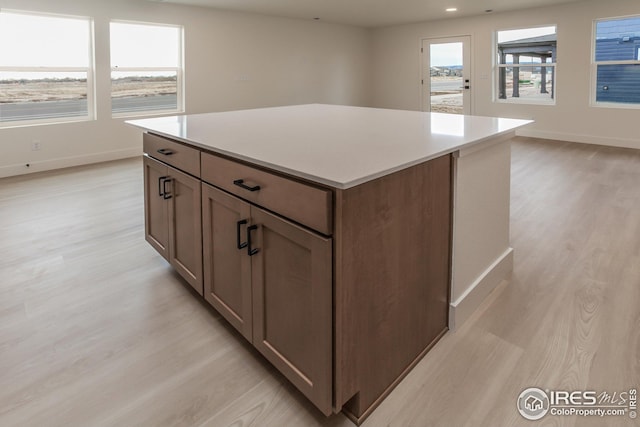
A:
[
  {"xmin": 334, "ymin": 154, "xmax": 452, "ymax": 420},
  {"xmin": 449, "ymin": 133, "xmax": 514, "ymax": 329}
]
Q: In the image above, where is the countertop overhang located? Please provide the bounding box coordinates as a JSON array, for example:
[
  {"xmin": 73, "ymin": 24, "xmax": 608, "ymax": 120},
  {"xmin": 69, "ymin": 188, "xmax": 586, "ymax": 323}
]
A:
[{"xmin": 127, "ymin": 104, "xmax": 532, "ymax": 189}]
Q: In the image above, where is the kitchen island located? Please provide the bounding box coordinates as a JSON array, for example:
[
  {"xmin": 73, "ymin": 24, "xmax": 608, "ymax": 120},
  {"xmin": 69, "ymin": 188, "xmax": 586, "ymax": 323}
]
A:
[{"xmin": 128, "ymin": 104, "xmax": 531, "ymax": 423}]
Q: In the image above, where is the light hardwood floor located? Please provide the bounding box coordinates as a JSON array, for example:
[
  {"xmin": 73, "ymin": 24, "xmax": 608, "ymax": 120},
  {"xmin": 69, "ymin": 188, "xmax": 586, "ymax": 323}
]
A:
[{"xmin": 1, "ymin": 137, "xmax": 638, "ymax": 427}]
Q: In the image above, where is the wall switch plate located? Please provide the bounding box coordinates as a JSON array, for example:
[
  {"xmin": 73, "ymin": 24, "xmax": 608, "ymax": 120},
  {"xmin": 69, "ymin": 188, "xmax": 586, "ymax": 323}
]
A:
[{"xmin": 31, "ymin": 141, "xmax": 42, "ymax": 151}]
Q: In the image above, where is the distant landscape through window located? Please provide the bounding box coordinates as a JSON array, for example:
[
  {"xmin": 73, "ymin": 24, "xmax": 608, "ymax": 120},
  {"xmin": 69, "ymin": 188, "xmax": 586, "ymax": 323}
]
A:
[
  {"xmin": 496, "ymin": 26, "xmax": 557, "ymax": 104},
  {"xmin": 110, "ymin": 21, "xmax": 183, "ymax": 116},
  {"xmin": 0, "ymin": 11, "xmax": 93, "ymax": 125}
]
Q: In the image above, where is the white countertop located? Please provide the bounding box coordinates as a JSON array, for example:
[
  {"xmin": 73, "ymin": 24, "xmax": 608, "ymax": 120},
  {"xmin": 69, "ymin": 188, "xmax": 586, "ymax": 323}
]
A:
[{"xmin": 127, "ymin": 104, "xmax": 531, "ymax": 189}]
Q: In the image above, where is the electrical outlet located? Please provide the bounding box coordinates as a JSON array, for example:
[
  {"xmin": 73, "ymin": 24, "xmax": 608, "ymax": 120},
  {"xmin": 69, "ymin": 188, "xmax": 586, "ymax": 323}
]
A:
[{"xmin": 31, "ymin": 140, "xmax": 42, "ymax": 151}]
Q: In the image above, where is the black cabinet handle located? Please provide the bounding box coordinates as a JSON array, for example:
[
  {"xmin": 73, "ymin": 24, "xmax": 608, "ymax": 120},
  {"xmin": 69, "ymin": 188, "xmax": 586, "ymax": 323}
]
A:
[
  {"xmin": 158, "ymin": 176, "xmax": 169, "ymax": 197},
  {"xmin": 157, "ymin": 148, "xmax": 174, "ymax": 156},
  {"xmin": 162, "ymin": 178, "xmax": 172, "ymax": 199},
  {"xmin": 236, "ymin": 219, "xmax": 248, "ymax": 249},
  {"xmin": 247, "ymin": 224, "xmax": 259, "ymax": 256},
  {"xmin": 233, "ymin": 179, "xmax": 261, "ymax": 192}
]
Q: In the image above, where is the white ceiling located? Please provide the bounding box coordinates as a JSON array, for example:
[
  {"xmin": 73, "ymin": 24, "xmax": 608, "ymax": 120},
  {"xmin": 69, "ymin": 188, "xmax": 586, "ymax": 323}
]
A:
[{"xmin": 150, "ymin": 0, "xmax": 588, "ymax": 28}]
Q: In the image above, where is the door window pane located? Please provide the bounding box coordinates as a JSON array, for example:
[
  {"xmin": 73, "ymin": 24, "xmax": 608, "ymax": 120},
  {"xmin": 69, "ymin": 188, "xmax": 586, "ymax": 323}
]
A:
[{"xmin": 430, "ymin": 42, "xmax": 463, "ymax": 114}]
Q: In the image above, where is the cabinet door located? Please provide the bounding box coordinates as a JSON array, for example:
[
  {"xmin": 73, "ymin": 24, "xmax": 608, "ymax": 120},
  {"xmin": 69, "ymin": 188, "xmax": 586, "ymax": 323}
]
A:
[
  {"xmin": 202, "ymin": 184, "xmax": 253, "ymax": 340},
  {"xmin": 250, "ymin": 207, "xmax": 333, "ymax": 416},
  {"xmin": 166, "ymin": 166, "xmax": 203, "ymax": 295},
  {"xmin": 143, "ymin": 156, "xmax": 169, "ymax": 260}
]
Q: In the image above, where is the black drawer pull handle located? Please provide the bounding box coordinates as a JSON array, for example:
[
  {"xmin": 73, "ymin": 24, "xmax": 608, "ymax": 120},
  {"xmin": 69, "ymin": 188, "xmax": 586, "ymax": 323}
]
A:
[
  {"xmin": 158, "ymin": 176, "xmax": 169, "ymax": 197},
  {"xmin": 233, "ymin": 179, "xmax": 261, "ymax": 192},
  {"xmin": 157, "ymin": 148, "xmax": 174, "ymax": 156},
  {"xmin": 162, "ymin": 178, "xmax": 172, "ymax": 199},
  {"xmin": 236, "ymin": 219, "xmax": 248, "ymax": 249},
  {"xmin": 247, "ymin": 224, "xmax": 259, "ymax": 256}
]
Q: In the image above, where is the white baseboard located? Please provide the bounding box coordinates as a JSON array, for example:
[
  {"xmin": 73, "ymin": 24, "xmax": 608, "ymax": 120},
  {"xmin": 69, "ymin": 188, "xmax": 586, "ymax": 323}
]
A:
[
  {"xmin": 516, "ymin": 128, "xmax": 640, "ymax": 150},
  {"xmin": 0, "ymin": 148, "xmax": 141, "ymax": 178},
  {"xmin": 449, "ymin": 248, "xmax": 514, "ymax": 330}
]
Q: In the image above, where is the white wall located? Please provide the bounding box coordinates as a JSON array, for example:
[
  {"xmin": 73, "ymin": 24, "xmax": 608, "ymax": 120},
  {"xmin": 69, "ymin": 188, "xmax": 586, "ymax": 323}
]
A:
[
  {"xmin": 0, "ymin": 0, "xmax": 372, "ymax": 177},
  {"xmin": 370, "ymin": 0, "xmax": 640, "ymax": 149}
]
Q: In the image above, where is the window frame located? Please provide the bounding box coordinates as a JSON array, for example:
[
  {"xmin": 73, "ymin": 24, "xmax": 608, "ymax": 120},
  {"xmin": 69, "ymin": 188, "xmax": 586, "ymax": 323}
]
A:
[
  {"xmin": 109, "ymin": 19, "xmax": 184, "ymax": 118},
  {"xmin": 591, "ymin": 14, "xmax": 640, "ymax": 109},
  {"xmin": 0, "ymin": 9, "xmax": 95, "ymax": 128},
  {"xmin": 493, "ymin": 24, "xmax": 558, "ymax": 106}
]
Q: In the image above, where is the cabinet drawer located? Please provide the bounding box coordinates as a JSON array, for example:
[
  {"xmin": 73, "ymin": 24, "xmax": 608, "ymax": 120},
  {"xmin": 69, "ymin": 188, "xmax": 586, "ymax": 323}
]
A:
[
  {"xmin": 201, "ymin": 152, "xmax": 332, "ymax": 235},
  {"xmin": 144, "ymin": 133, "xmax": 201, "ymax": 177}
]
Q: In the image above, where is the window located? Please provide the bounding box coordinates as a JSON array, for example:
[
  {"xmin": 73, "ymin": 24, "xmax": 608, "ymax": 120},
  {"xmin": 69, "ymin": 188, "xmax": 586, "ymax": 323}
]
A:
[
  {"xmin": 593, "ymin": 15, "xmax": 640, "ymax": 107},
  {"xmin": 0, "ymin": 11, "xmax": 93, "ymax": 126},
  {"xmin": 110, "ymin": 21, "xmax": 183, "ymax": 117},
  {"xmin": 496, "ymin": 26, "xmax": 557, "ymax": 104}
]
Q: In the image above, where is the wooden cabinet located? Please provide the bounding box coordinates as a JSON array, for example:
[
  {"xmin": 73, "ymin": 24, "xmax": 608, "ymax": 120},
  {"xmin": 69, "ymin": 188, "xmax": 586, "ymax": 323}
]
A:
[
  {"xmin": 251, "ymin": 207, "xmax": 332, "ymax": 415},
  {"xmin": 201, "ymin": 183, "xmax": 333, "ymax": 415},
  {"xmin": 143, "ymin": 155, "xmax": 203, "ymax": 295},
  {"xmin": 143, "ymin": 132, "xmax": 451, "ymax": 423},
  {"xmin": 334, "ymin": 155, "xmax": 451, "ymax": 421},
  {"xmin": 201, "ymin": 152, "xmax": 333, "ymax": 234},
  {"xmin": 143, "ymin": 132, "xmax": 200, "ymax": 176},
  {"xmin": 202, "ymin": 184, "xmax": 252, "ymax": 339},
  {"xmin": 143, "ymin": 155, "xmax": 170, "ymax": 260}
]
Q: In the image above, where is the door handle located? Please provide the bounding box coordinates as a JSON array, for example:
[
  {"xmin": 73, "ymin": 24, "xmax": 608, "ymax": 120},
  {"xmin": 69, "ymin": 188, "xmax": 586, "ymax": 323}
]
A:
[
  {"xmin": 158, "ymin": 176, "xmax": 169, "ymax": 197},
  {"xmin": 247, "ymin": 224, "xmax": 259, "ymax": 256},
  {"xmin": 233, "ymin": 179, "xmax": 261, "ymax": 192},
  {"xmin": 162, "ymin": 178, "xmax": 173, "ymax": 199},
  {"xmin": 236, "ymin": 219, "xmax": 248, "ymax": 249}
]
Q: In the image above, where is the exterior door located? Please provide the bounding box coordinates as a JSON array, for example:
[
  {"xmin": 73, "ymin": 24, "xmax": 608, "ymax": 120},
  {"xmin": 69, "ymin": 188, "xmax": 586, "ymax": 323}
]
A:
[
  {"xmin": 202, "ymin": 183, "xmax": 253, "ymax": 340},
  {"xmin": 250, "ymin": 206, "xmax": 333, "ymax": 416},
  {"xmin": 422, "ymin": 36, "xmax": 471, "ymax": 114}
]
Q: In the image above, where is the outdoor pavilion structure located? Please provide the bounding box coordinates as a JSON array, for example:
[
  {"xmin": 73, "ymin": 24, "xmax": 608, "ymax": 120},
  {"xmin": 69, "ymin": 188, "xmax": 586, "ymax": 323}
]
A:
[{"xmin": 497, "ymin": 34, "xmax": 557, "ymax": 99}]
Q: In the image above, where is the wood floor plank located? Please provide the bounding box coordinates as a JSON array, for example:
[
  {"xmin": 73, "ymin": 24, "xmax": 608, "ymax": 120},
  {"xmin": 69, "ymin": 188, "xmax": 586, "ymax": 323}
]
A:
[{"xmin": 1, "ymin": 138, "xmax": 639, "ymax": 426}]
